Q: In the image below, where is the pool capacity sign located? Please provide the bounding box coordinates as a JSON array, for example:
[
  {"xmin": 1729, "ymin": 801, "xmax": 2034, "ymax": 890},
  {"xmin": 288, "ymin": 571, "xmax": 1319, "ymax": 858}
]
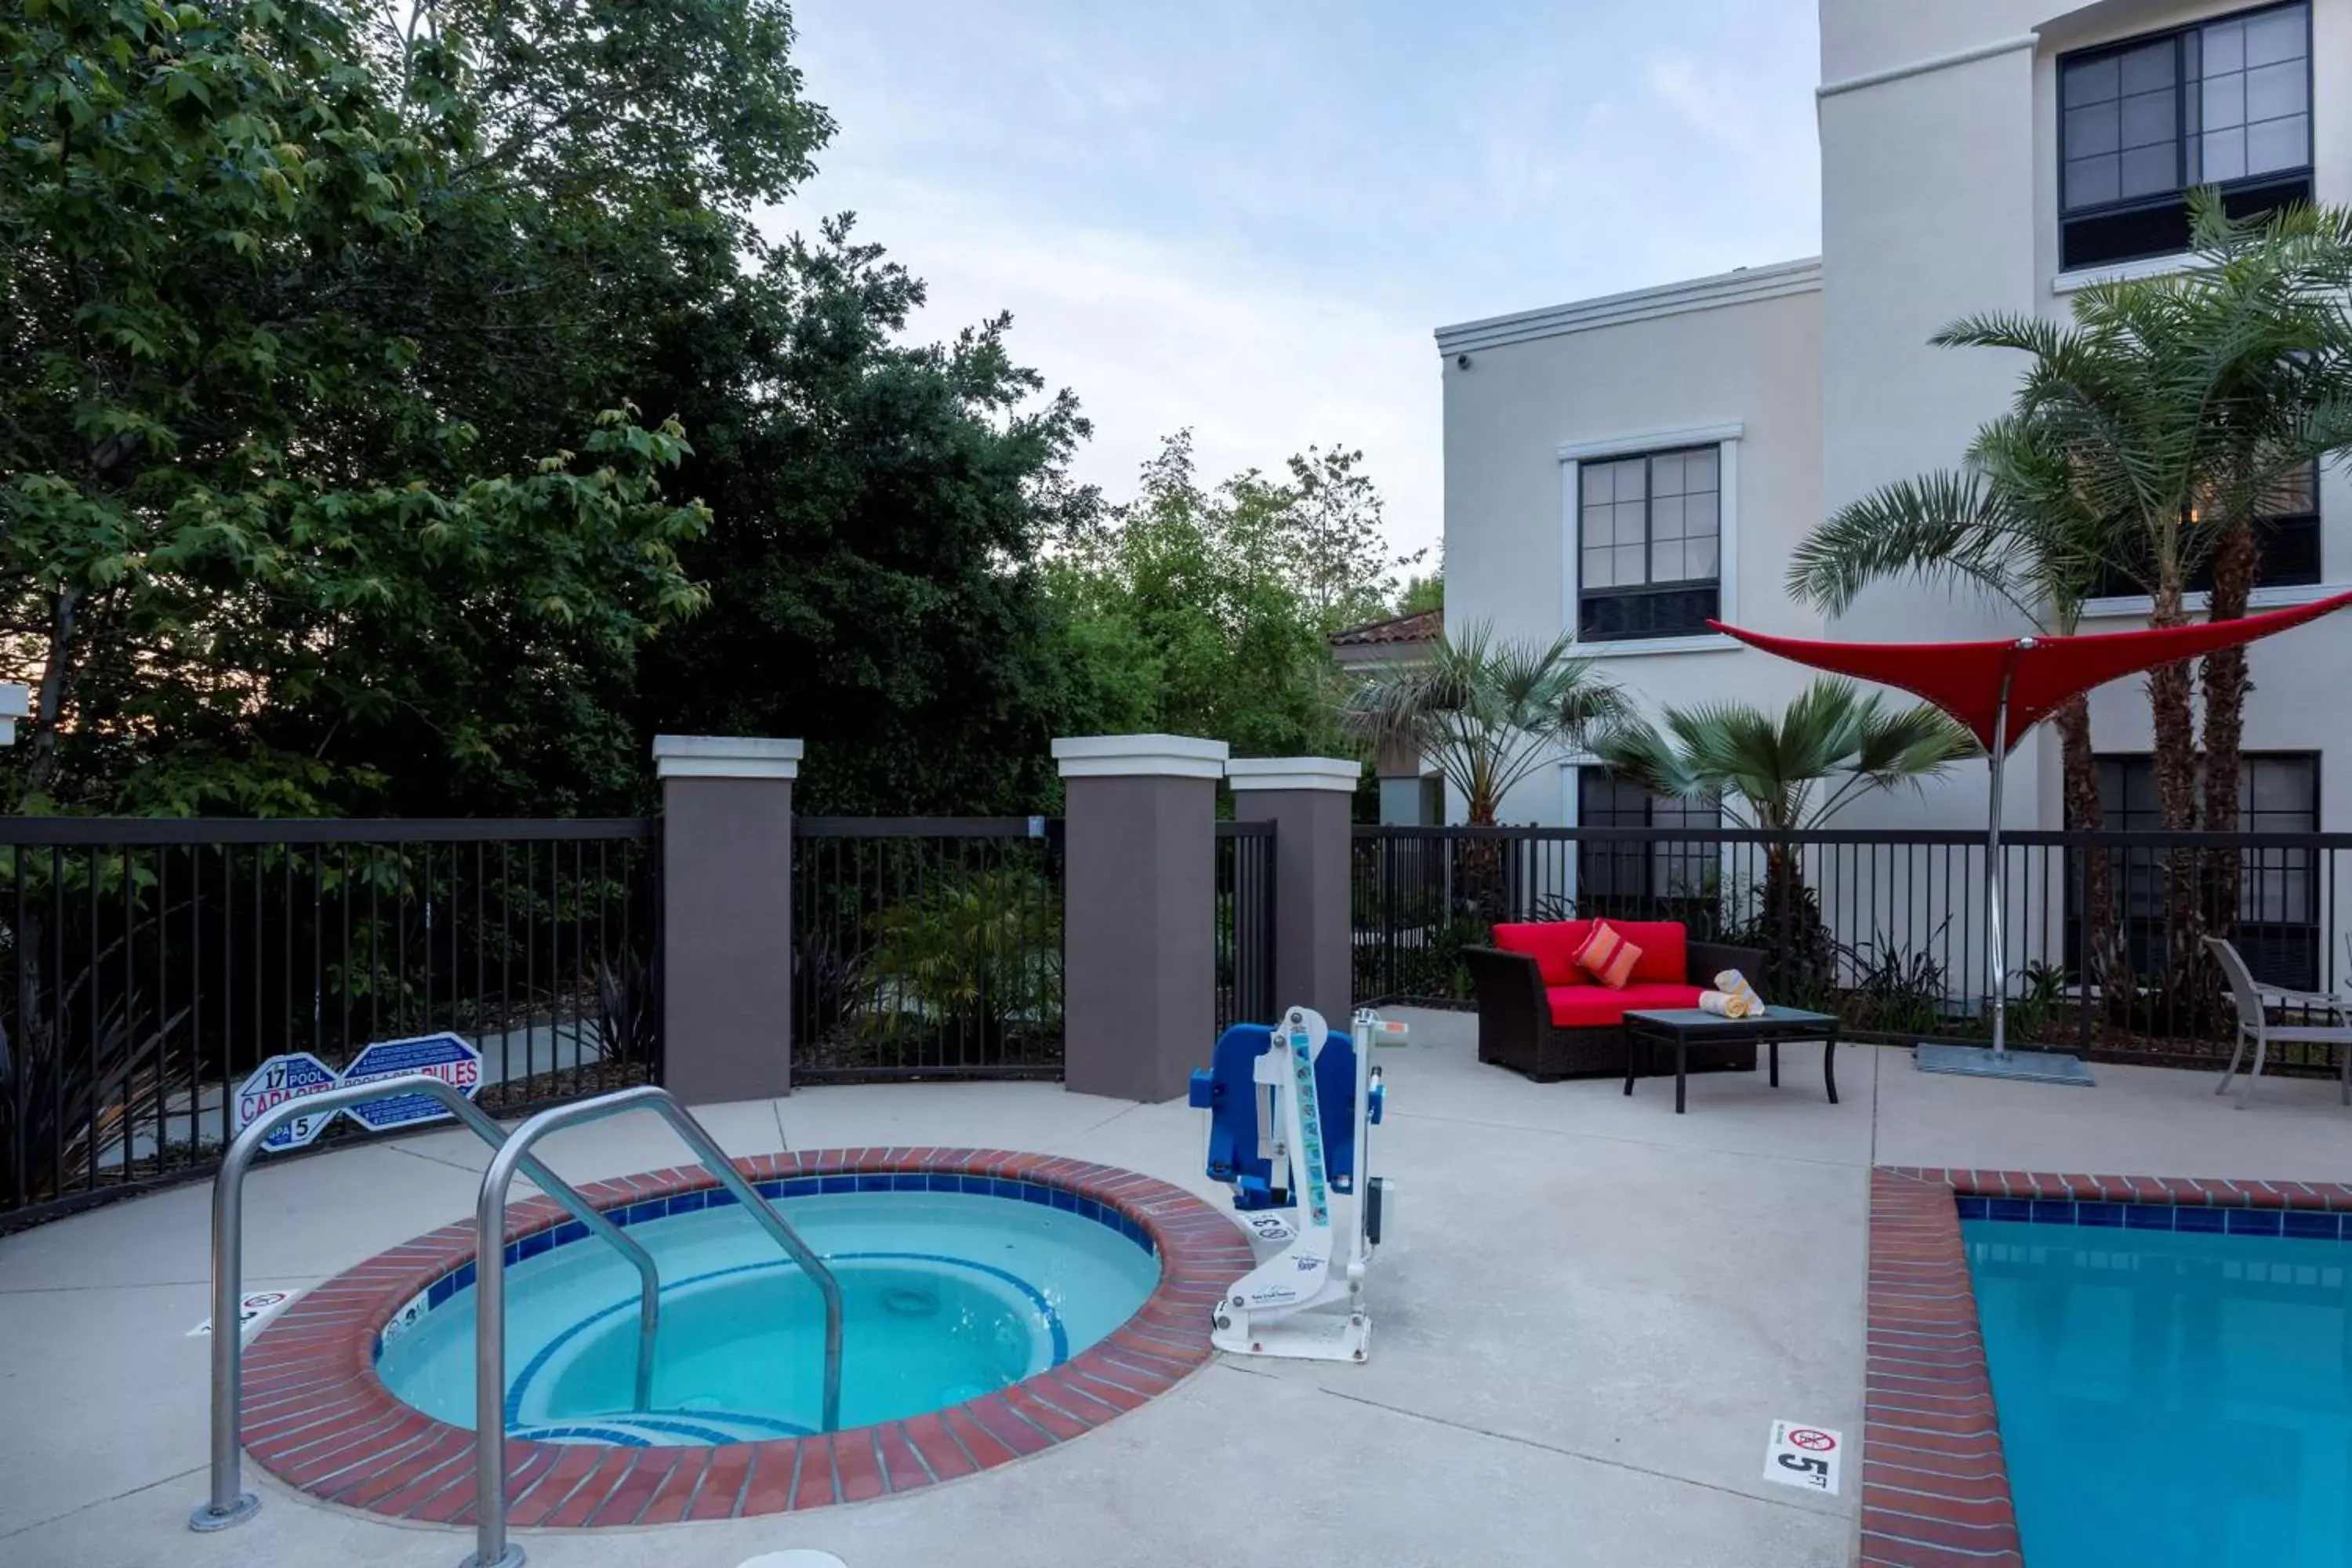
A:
[{"xmin": 233, "ymin": 1032, "xmax": 484, "ymax": 1151}]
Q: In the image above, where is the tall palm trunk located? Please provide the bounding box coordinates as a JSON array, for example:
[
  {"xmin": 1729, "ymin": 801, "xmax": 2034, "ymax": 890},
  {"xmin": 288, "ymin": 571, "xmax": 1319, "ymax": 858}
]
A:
[
  {"xmin": 2055, "ymin": 694, "xmax": 2123, "ymax": 1014},
  {"xmin": 2143, "ymin": 579, "xmax": 2202, "ymax": 971},
  {"xmin": 2198, "ymin": 521, "xmax": 2259, "ymax": 946},
  {"xmin": 1761, "ymin": 843, "xmax": 1832, "ymax": 1003},
  {"xmin": 1461, "ymin": 792, "xmax": 1505, "ymax": 921}
]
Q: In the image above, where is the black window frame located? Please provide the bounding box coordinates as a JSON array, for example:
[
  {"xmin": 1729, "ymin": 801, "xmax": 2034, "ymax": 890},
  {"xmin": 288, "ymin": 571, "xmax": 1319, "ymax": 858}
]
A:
[
  {"xmin": 2065, "ymin": 750, "xmax": 2322, "ymax": 989},
  {"xmin": 1573, "ymin": 445, "xmax": 1722, "ymax": 644},
  {"xmin": 2057, "ymin": 1, "xmax": 2314, "ymax": 271},
  {"xmin": 1575, "ymin": 768, "xmax": 1722, "ymax": 929},
  {"xmin": 2085, "ymin": 457, "xmax": 2323, "ymax": 600}
]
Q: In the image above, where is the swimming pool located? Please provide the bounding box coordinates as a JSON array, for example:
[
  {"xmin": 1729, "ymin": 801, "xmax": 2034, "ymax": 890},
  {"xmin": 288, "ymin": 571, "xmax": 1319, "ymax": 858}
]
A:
[
  {"xmin": 376, "ymin": 1183, "xmax": 1163, "ymax": 1443},
  {"xmin": 1965, "ymin": 1211, "xmax": 2352, "ymax": 1567}
]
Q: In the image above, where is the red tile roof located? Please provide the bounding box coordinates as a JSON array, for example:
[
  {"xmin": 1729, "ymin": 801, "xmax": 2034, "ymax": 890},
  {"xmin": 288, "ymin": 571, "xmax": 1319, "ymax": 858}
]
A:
[{"xmin": 1329, "ymin": 609, "xmax": 1441, "ymax": 648}]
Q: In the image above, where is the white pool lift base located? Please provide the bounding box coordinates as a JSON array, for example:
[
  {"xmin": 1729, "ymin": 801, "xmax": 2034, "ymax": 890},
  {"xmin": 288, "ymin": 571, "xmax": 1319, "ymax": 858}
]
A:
[{"xmin": 1915, "ymin": 1042, "xmax": 2095, "ymax": 1086}]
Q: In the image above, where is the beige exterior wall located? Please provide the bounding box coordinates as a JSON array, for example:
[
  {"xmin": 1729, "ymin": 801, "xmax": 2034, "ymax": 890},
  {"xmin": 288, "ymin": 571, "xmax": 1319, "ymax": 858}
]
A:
[{"xmin": 1439, "ymin": 273, "xmax": 1824, "ymax": 825}]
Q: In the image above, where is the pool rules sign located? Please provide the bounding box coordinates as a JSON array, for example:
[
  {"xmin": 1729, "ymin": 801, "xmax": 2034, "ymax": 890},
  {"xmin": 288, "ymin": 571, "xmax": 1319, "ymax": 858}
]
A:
[
  {"xmin": 231, "ymin": 1033, "xmax": 485, "ymax": 1150},
  {"xmin": 340, "ymin": 1032, "xmax": 483, "ymax": 1131},
  {"xmin": 1763, "ymin": 1420, "xmax": 1843, "ymax": 1495}
]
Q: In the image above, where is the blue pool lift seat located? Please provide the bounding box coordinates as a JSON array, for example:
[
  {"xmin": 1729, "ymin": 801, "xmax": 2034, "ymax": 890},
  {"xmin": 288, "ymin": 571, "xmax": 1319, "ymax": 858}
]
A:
[{"xmin": 1188, "ymin": 1023, "xmax": 1381, "ymax": 1211}]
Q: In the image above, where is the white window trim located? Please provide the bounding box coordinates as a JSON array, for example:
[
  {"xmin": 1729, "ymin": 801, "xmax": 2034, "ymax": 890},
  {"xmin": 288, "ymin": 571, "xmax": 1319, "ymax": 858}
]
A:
[
  {"xmin": 1559, "ymin": 422, "xmax": 1743, "ymax": 652},
  {"xmin": 2078, "ymin": 580, "xmax": 2349, "ymax": 620},
  {"xmin": 2051, "ymin": 252, "xmax": 2206, "ymax": 296}
]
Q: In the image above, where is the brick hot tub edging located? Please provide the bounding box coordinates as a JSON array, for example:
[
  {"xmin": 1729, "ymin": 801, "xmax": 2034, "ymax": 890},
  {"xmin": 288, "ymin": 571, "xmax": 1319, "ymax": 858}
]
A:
[
  {"xmin": 1863, "ymin": 1166, "xmax": 2352, "ymax": 1568},
  {"xmin": 241, "ymin": 1147, "xmax": 1254, "ymax": 1527}
]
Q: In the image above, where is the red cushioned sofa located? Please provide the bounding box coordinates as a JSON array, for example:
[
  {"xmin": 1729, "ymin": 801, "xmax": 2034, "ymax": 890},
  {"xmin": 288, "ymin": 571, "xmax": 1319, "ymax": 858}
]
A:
[{"xmin": 1462, "ymin": 920, "xmax": 1763, "ymax": 1083}]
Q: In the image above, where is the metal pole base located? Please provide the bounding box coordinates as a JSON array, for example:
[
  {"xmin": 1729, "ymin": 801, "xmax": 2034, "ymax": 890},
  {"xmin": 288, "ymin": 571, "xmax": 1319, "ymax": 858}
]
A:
[
  {"xmin": 459, "ymin": 1548, "xmax": 526, "ymax": 1568},
  {"xmin": 1915, "ymin": 1043, "xmax": 2096, "ymax": 1086},
  {"xmin": 188, "ymin": 1494, "xmax": 260, "ymax": 1532}
]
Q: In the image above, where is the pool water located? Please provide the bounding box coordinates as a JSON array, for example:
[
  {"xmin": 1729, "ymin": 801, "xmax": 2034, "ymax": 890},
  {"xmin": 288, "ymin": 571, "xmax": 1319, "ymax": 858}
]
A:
[
  {"xmin": 1966, "ymin": 1218, "xmax": 2352, "ymax": 1566},
  {"xmin": 376, "ymin": 1189, "xmax": 1160, "ymax": 1443}
]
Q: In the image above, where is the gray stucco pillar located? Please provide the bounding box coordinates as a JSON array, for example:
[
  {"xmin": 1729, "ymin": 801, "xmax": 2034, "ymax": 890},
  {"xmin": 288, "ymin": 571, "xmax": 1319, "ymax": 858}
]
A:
[
  {"xmin": 1226, "ymin": 757, "xmax": 1359, "ymax": 1026},
  {"xmin": 1052, "ymin": 734, "xmax": 1228, "ymax": 1102},
  {"xmin": 653, "ymin": 735, "xmax": 801, "ymax": 1103}
]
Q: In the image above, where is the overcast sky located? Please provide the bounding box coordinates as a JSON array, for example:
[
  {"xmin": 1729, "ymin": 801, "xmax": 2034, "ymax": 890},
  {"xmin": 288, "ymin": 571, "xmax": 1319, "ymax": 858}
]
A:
[{"xmin": 773, "ymin": 1, "xmax": 1824, "ymax": 566}]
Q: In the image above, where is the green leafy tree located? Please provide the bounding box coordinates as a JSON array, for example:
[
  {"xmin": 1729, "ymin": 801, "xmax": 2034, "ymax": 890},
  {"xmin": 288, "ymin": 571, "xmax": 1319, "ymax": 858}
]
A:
[
  {"xmin": 0, "ymin": 0, "xmax": 731, "ymax": 815},
  {"xmin": 1052, "ymin": 432, "xmax": 1406, "ymax": 760},
  {"xmin": 633, "ymin": 219, "xmax": 1098, "ymax": 814},
  {"xmin": 1396, "ymin": 564, "xmax": 1443, "ymax": 617}
]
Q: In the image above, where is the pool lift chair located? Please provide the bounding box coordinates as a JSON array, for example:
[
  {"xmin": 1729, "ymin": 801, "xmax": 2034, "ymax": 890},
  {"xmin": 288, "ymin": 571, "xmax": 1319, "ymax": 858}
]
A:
[{"xmin": 1189, "ymin": 1005, "xmax": 1400, "ymax": 1362}]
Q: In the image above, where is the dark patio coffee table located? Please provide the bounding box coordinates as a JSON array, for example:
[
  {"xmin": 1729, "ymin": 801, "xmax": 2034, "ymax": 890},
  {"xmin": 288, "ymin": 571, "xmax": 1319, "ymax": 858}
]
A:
[{"xmin": 1622, "ymin": 1007, "xmax": 1842, "ymax": 1115}]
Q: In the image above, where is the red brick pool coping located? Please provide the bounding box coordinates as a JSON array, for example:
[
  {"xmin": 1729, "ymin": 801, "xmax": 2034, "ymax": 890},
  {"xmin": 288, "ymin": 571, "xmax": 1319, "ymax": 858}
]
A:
[
  {"xmin": 241, "ymin": 1146, "xmax": 1250, "ymax": 1527},
  {"xmin": 1863, "ymin": 1166, "xmax": 2352, "ymax": 1567}
]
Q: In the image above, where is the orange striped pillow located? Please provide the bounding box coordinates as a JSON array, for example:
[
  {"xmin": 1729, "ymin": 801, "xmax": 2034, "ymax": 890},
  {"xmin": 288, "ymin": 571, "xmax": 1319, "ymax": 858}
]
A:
[{"xmin": 1573, "ymin": 920, "xmax": 1642, "ymax": 989}]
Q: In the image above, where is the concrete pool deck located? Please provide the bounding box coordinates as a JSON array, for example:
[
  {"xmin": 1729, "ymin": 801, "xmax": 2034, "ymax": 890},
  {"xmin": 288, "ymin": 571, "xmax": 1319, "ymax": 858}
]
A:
[{"xmin": 6, "ymin": 1010, "xmax": 2351, "ymax": 1568}]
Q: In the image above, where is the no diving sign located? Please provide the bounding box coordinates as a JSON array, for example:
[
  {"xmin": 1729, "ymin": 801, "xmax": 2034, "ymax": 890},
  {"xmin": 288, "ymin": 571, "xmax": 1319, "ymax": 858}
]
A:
[{"xmin": 1763, "ymin": 1420, "xmax": 1842, "ymax": 1495}]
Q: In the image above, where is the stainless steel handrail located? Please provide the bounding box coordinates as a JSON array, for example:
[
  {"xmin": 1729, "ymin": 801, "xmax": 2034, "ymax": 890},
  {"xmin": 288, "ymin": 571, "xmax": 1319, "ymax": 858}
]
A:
[
  {"xmin": 189, "ymin": 1073, "xmax": 660, "ymax": 1534},
  {"xmin": 465, "ymin": 1085, "xmax": 841, "ymax": 1568}
]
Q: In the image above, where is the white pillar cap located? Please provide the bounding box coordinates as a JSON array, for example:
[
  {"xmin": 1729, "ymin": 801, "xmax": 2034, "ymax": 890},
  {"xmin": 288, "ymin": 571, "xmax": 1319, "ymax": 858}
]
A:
[
  {"xmin": 1052, "ymin": 733, "xmax": 1229, "ymax": 780},
  {"xmin": 1225, "ymin": 757, "xmax": 1362, "ymax": 793},
  {"xmin": 652, "ymin": 735, "xmax": 804, "ymax": 781}
]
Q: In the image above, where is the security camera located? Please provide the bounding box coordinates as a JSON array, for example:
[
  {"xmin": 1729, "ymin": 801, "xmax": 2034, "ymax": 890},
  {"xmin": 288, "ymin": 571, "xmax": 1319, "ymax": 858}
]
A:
[{"xmin": 1456, "ymin": 354, "xmax": 1472, "ymax": 369}]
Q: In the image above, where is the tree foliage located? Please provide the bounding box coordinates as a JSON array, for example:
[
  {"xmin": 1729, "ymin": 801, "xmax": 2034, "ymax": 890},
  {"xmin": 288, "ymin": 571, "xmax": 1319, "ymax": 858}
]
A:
[
  {"xmin": 1593, "ymin": 678, "xmax": 1972, "ymax": 834},
  {"xmin": 1050, "ymin": 433, "xmax": 1411, "ymax": 760},
  {"xmin": 1341, "ymin": 619, "xmax": 1623, "ymax": 826},
  {"xmin": 2, "ymin": 0, "xmax": 1410, "ymax": 820},
  {"xmin": 0, "ymin": 0, "xmax": 833, "ymax": 814},
  {"xmin": 631, "ymin": 219, "xmax": 1099, "ymax": 815}
]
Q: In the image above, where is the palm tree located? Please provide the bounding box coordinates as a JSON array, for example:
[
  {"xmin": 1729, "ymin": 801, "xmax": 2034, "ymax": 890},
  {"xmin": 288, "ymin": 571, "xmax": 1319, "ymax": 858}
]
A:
[
  {"xmin": 2151, "ymin": 198, "xmax": 2352, "ymax": 934},
  {"xmin": 1910, "ymin": 196, "xmax": 2352, "ymax": 992},
  {"xmin": 1787, "ymin": 413, "xmax": 2134, "ymax": 993},
  {"xmin": 1341, "ymin": 621, "xmax": 1624, "ymax": 915},
  {"xmin": 1592, "ymin": 679, "xmax": 1973, "ymax": 990},
  {"xmin": 1918, "ymin": 194, "xmax": 2352, "ymax": 987}
]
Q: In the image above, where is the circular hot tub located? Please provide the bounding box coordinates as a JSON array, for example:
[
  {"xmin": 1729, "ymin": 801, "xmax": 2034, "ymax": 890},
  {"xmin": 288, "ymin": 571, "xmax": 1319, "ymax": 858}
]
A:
[
  {"xmin": 377, "ymin": 1181, "xmax": 1160, "ymax": 1442},
  {"xmin": 242, "ymin": 1150, "xmax": 1249, "ymax": 1525}
]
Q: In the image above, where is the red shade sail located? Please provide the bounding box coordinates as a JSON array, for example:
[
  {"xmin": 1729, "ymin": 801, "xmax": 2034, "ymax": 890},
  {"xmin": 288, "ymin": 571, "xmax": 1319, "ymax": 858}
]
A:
[{"xmin": 1709, "ymin": 588, "xmax": 2352, "ymax": 754}]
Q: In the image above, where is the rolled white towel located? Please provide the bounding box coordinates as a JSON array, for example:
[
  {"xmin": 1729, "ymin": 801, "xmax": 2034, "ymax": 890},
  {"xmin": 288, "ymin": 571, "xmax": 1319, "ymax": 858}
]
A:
[
  {"xmin": 1698, "ymin": 989, "xmax": 1740, "ymax": 1018},
  {"xmin": 1712, "ymin": 970, "xmax": 1764, "ymax": 1018}
]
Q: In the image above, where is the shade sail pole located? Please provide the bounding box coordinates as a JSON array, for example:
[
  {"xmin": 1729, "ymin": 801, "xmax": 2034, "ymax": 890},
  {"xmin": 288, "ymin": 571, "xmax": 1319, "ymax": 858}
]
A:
[
  {"xmin": 1984, "ymin": 662, "xmax": 2013, "ymax": 1062},
  {"xmin": 1915, "ymin": 637, "xmax": 2087, "ymax": 1085}
]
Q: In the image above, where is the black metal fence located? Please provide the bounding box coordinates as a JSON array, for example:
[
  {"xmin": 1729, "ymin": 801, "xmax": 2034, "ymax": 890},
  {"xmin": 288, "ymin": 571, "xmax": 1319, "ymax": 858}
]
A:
[
  {"xmin": 0, "ymin": 818, "xmax": 659, "ymax": 1229},
  {"xmin": 1352, "ymin": 823, "xmax": 2352, "ymax": 1070},
  {"xmin": 1215, "ymin": 821, "xmax": 1276, "ymax": 1033},
  {"xmin": 791, "ymin": 818, "xmax": 1065, "ymax": 1083}
]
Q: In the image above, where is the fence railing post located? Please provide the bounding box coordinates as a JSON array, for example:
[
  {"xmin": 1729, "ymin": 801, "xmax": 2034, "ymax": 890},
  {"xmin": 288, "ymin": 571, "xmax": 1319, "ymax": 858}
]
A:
[
  {"xmin": 1053, "ymin": 734, "xmax": 1226, "ymax": 1100},
  {"xmin": 652, "ymin": 736, "xmax": 800, "ymax": 1103},
  {"xmin": 1227, "ymin": 757, "xmax": 1357, "ymax": 1026}
]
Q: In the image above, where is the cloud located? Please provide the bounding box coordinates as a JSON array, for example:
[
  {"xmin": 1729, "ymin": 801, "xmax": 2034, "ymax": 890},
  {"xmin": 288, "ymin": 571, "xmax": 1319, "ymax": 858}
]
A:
[
  {"xmin": 768, "ymin": 176, "xmax": 1443, "ymax": 557},
  {"xmin": 771, "ymin": 0, "xmax": 1826, "ymax": 574}
]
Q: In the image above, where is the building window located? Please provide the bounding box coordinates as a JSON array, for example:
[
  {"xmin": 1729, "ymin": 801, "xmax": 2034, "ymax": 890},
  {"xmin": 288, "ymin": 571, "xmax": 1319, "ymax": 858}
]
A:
[
  {"xmin": 1577, "ymin": 446, "xmax": 1721, "ymax": 641},
  {"xmin": 1577, "ymin": 769, "xmax": 1721, "ymax": 926},
  {"xmin": 2059, "ymin": 2, "xmax": 2312, "ymax": 270},
  {"xmin": 2071, "ymin": 751, "xmax": 2319, "ymax": 987},
  {"xmin": 2087, "ymin": 459, "xmax": 2322, "ymax": 600}
]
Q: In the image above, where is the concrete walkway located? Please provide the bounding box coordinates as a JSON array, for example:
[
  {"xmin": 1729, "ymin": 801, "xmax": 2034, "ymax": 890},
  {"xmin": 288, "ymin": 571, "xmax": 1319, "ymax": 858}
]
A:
[{"xmin": 4, "ymin": 1012, "xmax": 2345, "ymax": 1568}]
